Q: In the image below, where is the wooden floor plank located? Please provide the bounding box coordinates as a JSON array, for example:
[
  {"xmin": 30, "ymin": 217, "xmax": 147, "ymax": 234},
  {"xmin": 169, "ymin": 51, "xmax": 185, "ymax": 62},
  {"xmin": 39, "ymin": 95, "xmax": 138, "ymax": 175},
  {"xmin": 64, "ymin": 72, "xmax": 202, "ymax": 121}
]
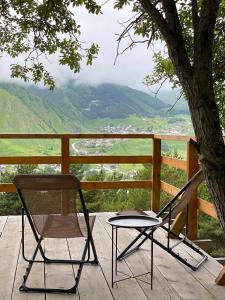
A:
[
  {"xmin": 0, "ymin": 217, "xmax": 22, "ymax": 300},
  {"xmin": 99, "ymin": 213, "xmax": 182, "ymax": 300},
  {"xmin": 68, "ymin": 235, "xmax": 114, "ymax": 300},
  {"xmin": 179, "ymin": 237, "xmax": 223, "ymax": 278},
  {"xmin": 124, "ymin": 224, "xmax": 217, "ymax": 300},
  {"xmin": 94, "ymin": 216, "xmax": 149, "ymax": 300},
  {"xmin": 45, "ymin": 237, "xmax": 79, "ymax": 300},
  {"xmin": 0, "ymin": 216, "xmax": 7, "ymax": 235},
  {"xmin": 172, "ymin": 236, "xmax": 225, "ymax": 300},
  {"xmin": 1, "ymin": 214, "xmax": 225, "ymax": 300},
  {"xmin": 11, "ymin": 222, "xmax": 45, "ymax": 300}
]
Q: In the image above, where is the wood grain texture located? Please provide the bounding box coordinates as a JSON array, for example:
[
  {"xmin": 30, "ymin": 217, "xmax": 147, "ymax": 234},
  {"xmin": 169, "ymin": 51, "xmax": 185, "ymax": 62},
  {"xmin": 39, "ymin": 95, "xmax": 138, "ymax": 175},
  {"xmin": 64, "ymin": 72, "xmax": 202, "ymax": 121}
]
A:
[
  {"xmin": 161, "ymin": 156, "xmax": 187, "ymax": 170},
  {"xmin": 215, "ymin": 266, "xmax": 225, "ymax": 285},
  {"xmin": 0, "ymin": 133, "xmax": 154, "ymax": 139},
  {"xmin": 197, "ymin": 198, "xmax": 218, "ymax": 219},
  {"xmin": 81, "ymin": 180, "xmax": 152, "ymax": 190},
  {"xmin": 1, "ymin": 215, "xmax": 225, "ymax": 299},
  {"xmin": 70, "ymin": 155, "xmax": 152, "ymax": 164},
  {"xmin": 152, "ymin": 139, "xmax": 161, "ymax": 212},
  {"xmin": 0, "ymin": 156, "xmax": 61, "ymax": 164},
  {"xmin": 61, "ymin": 137, "xmax": 70, "ymax": 174},
  {"xmin": 186, "ymin": 141, "xmax": 199, "ymax": 239}
]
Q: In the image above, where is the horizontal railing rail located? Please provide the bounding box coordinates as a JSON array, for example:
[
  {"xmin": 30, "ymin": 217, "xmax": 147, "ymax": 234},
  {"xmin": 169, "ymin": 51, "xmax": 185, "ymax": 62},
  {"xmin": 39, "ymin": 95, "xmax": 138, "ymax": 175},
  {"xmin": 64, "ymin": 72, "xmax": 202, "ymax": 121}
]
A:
[
  {"xmin": 0, "ymin": 133, "xmax": 218, "ymax": 239},
  {"xmin": 0, "ymin": 133, "xmax": 154, "ymax": 139},
  {"xmin": 0, "ymin": 133, "xmax": 154, "ymax": 194}
]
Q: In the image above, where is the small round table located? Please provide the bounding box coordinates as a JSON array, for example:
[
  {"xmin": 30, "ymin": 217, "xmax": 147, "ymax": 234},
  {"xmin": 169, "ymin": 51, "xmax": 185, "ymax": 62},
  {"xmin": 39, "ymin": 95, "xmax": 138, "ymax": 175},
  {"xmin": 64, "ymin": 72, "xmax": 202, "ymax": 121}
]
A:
[{"xmin": 107, "ymin": 214, "xmax": 162, "ymax": 289}]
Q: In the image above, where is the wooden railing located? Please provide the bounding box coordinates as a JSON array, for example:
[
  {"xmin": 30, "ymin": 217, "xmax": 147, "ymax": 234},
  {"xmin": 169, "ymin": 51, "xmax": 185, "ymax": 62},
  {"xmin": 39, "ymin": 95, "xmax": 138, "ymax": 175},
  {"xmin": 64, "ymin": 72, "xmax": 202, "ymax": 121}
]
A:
[
  {"xmin": 0, "ymin": 133, "xmax": 218, "ymax": 240},
  {"xmin": 0, "ymin": 133, "xmax": 153, "ymax": 192},
  {"xmin": 155, "ymin": 135, "xmax": 217, "ymax": 240}
]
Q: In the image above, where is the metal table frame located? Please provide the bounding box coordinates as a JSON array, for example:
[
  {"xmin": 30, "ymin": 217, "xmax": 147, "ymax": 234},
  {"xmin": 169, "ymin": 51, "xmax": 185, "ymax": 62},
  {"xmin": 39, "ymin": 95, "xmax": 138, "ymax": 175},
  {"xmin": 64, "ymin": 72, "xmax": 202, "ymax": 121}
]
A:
[{"xmin": 108, "ymin": 215, "xmax": 162, "ymax": 290}]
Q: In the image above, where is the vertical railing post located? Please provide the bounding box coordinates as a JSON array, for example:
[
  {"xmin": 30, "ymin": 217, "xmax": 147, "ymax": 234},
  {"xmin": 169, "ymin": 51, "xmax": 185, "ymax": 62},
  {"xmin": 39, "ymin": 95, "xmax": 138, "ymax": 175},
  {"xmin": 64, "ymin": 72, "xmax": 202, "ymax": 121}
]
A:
[
  {"xmin": 61, "ymin": 137, "xmax": 70, "ymax": 174},
  {"xmin": 186, "ymin": 140, "xmax": 199, "ymax": 240},
  {"xmin": 61, "ymin": 137, "xmax": 70, "ymax": 215},
  {"xmin": 152, "ymin": 138, "xmax": 161, "ymax": 212}
]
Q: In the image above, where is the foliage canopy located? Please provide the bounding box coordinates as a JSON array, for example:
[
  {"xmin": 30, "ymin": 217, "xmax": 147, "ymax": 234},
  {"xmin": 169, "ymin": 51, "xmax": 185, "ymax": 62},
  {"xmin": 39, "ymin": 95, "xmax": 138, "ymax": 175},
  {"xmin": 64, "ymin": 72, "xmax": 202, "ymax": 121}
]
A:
[
  {"xmin": 113, "ymin": 1, "xmax": 225, "ymax": 126},
  {"xmin": 1, "ymin": 1, "xmax": 224, "ymax": 124},
  {"xmin": 0, "ymin": 0, "xmax": 101, "ymax": 89}
]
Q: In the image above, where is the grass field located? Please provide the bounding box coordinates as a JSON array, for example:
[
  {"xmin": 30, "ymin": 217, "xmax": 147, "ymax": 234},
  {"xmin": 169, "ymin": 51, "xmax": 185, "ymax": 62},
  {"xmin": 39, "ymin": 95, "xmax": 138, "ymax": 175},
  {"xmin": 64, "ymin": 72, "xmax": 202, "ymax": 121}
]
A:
[
  {"xmin": 0, "ymin": 139, "xmax": 61, "ymax": 156},
  {"xmin": 0, "ymin": 114, "xmax": 192, "ymax": 157}
]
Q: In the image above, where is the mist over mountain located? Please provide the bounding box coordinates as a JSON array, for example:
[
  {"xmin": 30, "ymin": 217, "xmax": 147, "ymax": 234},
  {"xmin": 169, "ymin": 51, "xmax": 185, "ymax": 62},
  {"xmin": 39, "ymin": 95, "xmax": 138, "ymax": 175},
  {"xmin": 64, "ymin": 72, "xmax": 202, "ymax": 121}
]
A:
[{"xmin": 0, "ymin": 81, "xmax": 188, "ymax": 133}]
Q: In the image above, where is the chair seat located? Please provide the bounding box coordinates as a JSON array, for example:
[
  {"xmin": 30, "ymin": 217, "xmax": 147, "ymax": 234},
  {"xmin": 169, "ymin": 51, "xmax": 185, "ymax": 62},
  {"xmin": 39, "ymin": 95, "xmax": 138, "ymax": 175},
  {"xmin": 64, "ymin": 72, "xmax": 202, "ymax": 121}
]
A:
[
  {"xmin": 39, "ymin": 214, "xmax": 96, "ymax": 238},
  {"xmin": 13, "ymin": 174, "xmax": 99, "ymax": 293}
]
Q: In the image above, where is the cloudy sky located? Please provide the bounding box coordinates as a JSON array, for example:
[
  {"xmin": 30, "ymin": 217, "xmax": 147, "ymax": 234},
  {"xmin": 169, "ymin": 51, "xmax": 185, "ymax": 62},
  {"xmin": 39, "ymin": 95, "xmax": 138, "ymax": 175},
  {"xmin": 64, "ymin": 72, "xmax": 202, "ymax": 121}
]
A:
[{"xmin": 0, "ymin": 2, "xmax": 166, "ymax": 92}]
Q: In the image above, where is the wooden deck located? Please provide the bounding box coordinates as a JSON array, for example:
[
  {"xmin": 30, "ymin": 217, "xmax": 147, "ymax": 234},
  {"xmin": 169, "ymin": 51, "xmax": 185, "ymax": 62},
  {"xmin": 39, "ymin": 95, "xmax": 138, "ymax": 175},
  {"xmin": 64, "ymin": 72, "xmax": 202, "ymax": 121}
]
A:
[{"xmin": 0, "ymin": 213, "xmax": 224, "ymax": 300}]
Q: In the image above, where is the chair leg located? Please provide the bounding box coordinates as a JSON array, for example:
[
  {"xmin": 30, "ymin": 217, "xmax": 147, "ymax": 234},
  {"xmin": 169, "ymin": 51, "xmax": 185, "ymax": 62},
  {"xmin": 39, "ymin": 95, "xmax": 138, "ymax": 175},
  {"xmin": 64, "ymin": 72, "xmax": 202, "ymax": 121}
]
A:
[
  {"xmin": 20, "ymin": 227, "xmax": 98, "ymax": 293},
  {"xmin": 22, "ymin": 226, "xmax": 98, "ymax": 265},
  {"xmin": 151, "ymin": 236, "xmax": 208, "ymax": 271},
  {"xmin": 22, "ymin": 207, "xmax": 48, "ymax": 264},
  {"xmin": 89, "ymin": 230, "xmax": 98, "ymax": 264},
  {"xmin": 21, "ymin": 208, "xmax": 46, "ymax": 264},
  {"xmin": 117, "ymin": 226, "xmax": 207, "ymax": 271},
  {"xmin": 20, "ymin": 237, "xmax": 46, "ymax": 292},
  {"xmin": 20, "ymin": 238, "xmax": 90, "ymax": 294},
  {"xmin": 38, "ymin": 234, "xmax": 98, "ymax": 265},
  {"xmin": 140, "ymin": 226, "xmax": 208, "ymax": 270}
]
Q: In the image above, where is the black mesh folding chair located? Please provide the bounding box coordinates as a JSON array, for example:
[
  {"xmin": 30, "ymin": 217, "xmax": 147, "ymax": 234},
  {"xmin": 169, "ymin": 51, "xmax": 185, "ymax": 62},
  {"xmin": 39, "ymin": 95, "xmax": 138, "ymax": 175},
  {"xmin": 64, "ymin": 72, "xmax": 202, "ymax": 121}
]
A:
[
  {"xmin": 117, "ymin": 170, "xmax": 208, "ymax": 271},
  {"xmin": 13, "ymin": 174, "xmax": 98, "ymax": 294}
]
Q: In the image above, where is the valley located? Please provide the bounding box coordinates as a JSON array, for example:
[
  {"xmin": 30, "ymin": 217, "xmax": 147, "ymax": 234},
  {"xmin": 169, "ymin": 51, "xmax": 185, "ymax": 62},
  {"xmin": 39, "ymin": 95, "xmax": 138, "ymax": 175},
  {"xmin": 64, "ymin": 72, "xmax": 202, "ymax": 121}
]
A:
[{"xmin": 0, "ymin": 81, "xmax": 192, "ymax": 158}]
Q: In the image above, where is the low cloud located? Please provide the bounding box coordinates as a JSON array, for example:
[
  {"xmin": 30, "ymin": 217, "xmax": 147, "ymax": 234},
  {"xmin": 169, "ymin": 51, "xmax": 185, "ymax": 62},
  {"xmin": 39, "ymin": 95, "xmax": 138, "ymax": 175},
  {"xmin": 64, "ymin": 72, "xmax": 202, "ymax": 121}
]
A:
[{"xmin": 0, "ymin": 3, "xmax": 166, "ymax": 92}]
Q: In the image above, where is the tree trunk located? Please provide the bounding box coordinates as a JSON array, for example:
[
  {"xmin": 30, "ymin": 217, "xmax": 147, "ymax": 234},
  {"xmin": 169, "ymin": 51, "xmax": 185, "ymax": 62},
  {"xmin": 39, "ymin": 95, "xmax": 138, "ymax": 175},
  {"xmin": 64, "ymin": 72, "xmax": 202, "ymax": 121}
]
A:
[
  {"xmin": 170, "ymin": 41, "xmax": 225, "ymax": 285},
  {"xmin": 139, "ymin": 0, "xmax": 225, "ymax": 284},
  {"xmin": 170, "ymin": 46, "xmax": 225, "ymax": 233},
  {"xmin": 184, "ymin": 74, "xmax": 225, "ymax": 285},
  {"xmin": 159, "ymin": 0, "xmax": 225, "ymax": 233},
  {"xmin": 186, "ymin": 81, "xmax": 225, "ymax": 233}
]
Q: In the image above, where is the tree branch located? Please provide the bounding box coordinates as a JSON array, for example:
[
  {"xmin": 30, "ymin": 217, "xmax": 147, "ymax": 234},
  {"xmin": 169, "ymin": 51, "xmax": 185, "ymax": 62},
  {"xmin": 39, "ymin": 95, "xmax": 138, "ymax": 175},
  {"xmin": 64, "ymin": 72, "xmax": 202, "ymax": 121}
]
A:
[
  {"xmin": 114, "ymin": 12, "xmax": 152, "ymax": 64},
  {"xmin": 139, "ymin": 0, "xmax": 193, "ymax": 86},
  {"xmin": 148, "ymin": 76, "xmax": 169, "ymax": 98},
  {"xmin": 139, "ymin": 0, "xmax": 172, "ymax": 41},
  {"xmin": 167, "ymin": 92, "xmax": 182, "ymax": 112}
]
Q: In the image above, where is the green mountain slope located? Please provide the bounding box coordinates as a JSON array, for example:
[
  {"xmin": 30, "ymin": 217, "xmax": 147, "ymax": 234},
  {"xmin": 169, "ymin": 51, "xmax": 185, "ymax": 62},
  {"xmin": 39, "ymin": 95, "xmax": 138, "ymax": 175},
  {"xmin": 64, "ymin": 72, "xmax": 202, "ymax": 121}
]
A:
[
  {"xmin": 0, "ymin": 89, "xmax": 52, "ymax": 133},
  {"xmin": 63, "ymin": 82, "xmax": 168, "ymax": 119},
  {"xmin": 0, "ymin": 81, "xmax": 177, "ymax": 135},
  {"xmin": 0, "ymin": 82, "xmax": 85, "ymax": 133},
  {"xmin": 0, "ymin": 81, "xmax": 192, "ymax": 155}
]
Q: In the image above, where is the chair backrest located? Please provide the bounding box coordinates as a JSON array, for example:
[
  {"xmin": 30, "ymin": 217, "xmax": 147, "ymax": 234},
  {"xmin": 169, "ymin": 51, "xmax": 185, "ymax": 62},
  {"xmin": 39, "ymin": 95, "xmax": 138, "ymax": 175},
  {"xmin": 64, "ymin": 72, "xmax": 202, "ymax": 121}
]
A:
[
  {"xmin": 13, "ymin": 174, "xmax": 85, "ymax": 237},
  {"xmin": 159, "ymin": 170, "xmax": 204, "ymax": 225}
]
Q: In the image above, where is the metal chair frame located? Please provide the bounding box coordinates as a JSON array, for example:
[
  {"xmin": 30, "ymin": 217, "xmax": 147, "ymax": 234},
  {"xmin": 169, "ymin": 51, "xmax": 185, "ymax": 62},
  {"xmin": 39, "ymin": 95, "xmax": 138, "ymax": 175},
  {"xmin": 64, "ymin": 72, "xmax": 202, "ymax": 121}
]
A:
[
  {"xmin": 15, "ymin": 177, "xmax": 98, "ymax": 294},
  {"xmin": 117, "ymin": 171, "xmax": 208, "ymax": 271}
]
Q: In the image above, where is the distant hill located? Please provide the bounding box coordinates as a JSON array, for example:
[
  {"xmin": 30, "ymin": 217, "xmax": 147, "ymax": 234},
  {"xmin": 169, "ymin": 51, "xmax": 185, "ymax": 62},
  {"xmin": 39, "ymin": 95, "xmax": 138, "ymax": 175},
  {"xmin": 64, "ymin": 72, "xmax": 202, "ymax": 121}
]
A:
[
  {"xmin": 29, "ymin": 82, "xmax": 170, "ymax": 119},
  {"xmin": 0, "ymin": 81, "xmax": 174, "ymax": 133},
  {"xmin": 0, "ymin": 82, "xmax": 85, "ymax": 133},
  {"xmin": 157, "ymin": 89, "xmax": 190, "ymax": 115},
  {"xmin": 62, "ymin": 82, "xmax": 168, "ymax": 119}
]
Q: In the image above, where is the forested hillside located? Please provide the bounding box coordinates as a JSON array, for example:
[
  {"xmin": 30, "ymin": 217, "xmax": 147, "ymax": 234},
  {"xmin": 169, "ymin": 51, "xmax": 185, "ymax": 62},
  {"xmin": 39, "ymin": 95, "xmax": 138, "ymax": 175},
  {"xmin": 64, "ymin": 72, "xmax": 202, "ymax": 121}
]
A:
[{"xmin": 0, "ymin": 81, "xmax": 189, "ymax": 133}]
